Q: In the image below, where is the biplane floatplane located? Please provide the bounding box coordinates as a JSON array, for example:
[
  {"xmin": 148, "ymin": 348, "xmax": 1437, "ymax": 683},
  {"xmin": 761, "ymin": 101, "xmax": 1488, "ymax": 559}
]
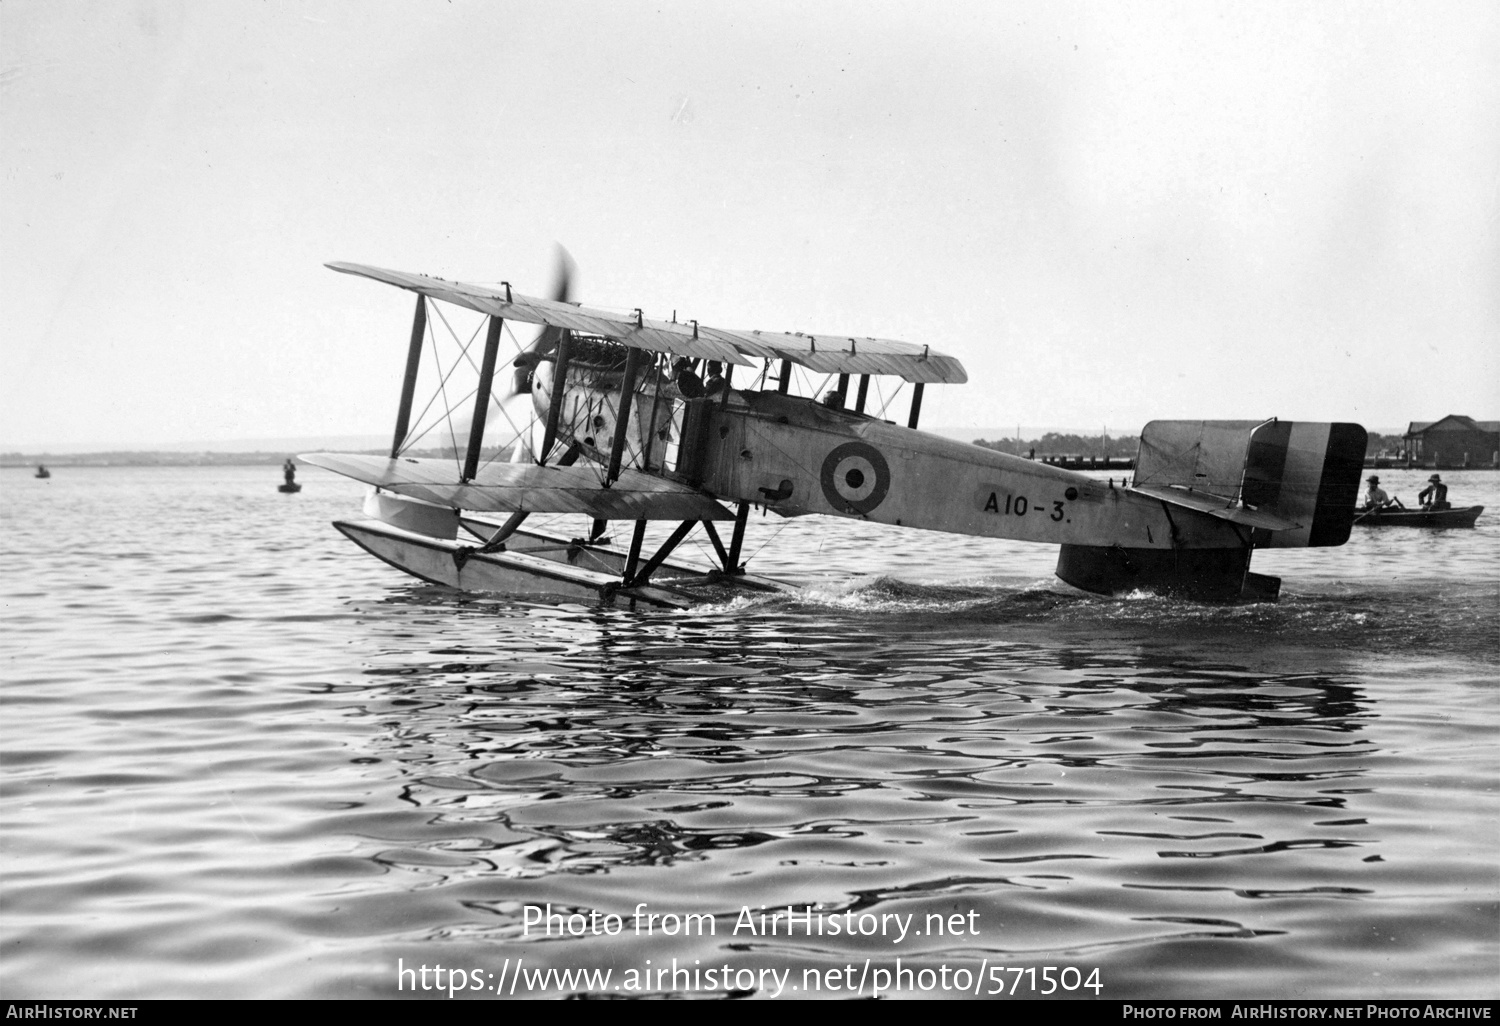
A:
[{"xmin": 305, "ymin": 259, "xmax": 1367, "ymax": 609}]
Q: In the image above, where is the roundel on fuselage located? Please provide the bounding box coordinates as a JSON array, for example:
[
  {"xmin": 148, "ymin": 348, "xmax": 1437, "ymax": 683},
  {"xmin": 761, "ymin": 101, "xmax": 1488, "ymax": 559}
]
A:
[{"xmin": 820, "ymin": 441, "xmax": 891, "ymax": 515}]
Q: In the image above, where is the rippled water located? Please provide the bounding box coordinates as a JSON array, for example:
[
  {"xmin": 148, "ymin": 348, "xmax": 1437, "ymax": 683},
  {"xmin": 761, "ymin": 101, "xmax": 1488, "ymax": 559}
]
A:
[{"xmin": 2, "ymin": 465, "xmax": 1496, "ymax": 999}]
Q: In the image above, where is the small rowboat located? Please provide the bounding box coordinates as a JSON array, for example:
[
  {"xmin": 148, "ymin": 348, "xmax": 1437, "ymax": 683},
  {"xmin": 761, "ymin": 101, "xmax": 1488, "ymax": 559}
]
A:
[
  {"xmin": 1354, "ymin": 505, "xmax": 1484, "ymax": 528},
  {"xmin": 278, "ymin": 482, "xmax": 302, "ymax": 494}
]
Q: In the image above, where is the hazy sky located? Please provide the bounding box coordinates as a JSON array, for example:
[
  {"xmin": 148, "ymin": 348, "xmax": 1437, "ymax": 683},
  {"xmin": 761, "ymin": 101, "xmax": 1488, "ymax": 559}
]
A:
[{"xmin": 3, "ymin": 0, "xmax": 1496, "ymax": 447}]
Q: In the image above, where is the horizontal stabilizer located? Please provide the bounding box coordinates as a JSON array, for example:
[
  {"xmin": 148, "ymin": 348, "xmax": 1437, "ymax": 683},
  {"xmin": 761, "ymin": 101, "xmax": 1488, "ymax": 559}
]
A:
[
  {"xmin": 1128, "ymin": 483, "xmax": 1301, "ymax": 532},
  {"xmin": 303, "ymin": 453, "xmax": 734, "ymax": 521},
  {"xmin": 1135, "ymin": 420, "xmax": 1367, "ymax": 547}
]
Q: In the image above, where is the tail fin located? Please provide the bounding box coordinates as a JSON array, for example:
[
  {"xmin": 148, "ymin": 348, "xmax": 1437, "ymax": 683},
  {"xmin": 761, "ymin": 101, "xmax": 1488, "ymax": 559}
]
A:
[{"xmin": 1136, "ymin": 420, "xmax": 1367, "ymax": 547}]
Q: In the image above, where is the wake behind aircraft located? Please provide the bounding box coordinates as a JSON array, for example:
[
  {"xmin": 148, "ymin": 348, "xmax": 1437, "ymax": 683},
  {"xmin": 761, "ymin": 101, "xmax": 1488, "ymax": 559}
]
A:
[{"xmin": 304, "ymin": 259, "xmax": 1367, "ymax": 609}]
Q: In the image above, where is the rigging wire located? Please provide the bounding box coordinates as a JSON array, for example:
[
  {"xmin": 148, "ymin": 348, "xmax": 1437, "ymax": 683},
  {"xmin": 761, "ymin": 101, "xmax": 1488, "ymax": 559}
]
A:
[
  {"xmin": 874, "ymin": 377, "xmax": 905, "ymax": 420},
  {"xmin": 742, "ymin": 514, "xmax": 791, "ymax": 568},
  {"xmin": 397, "ymin": 303, "xmax": 483, "ymax": 458},
  {"xmin": 417, "ymin": 305, "xmax": 474, "ymax": 472},
  {"xmin": 402, "ymin": 303, "xmax": 539, "ymax": 469},
  {"xmin": 472, "ymin": 323, "xmax": 541, "ymax": 473}
]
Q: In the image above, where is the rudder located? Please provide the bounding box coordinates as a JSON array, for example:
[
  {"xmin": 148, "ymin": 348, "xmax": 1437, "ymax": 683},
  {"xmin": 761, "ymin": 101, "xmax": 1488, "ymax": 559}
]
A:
[{"xmin": 1134, "ymin": 419, "xmax": 1366, "ymax": 548}]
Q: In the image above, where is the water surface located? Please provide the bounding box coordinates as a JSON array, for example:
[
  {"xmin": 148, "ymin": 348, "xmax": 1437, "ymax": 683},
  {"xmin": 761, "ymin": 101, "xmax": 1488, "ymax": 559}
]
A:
[{"xmin": 2, "ymin": 465, "xmax": 1495, "ymax": 999}]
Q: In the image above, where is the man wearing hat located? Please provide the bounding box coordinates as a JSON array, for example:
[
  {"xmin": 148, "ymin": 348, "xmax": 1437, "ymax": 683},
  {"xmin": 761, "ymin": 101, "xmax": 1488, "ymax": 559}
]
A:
[
  {"xmin": 1360, "ymin": 475, "xmax": 1400, "ymax": 512},
  {"xmin": 1418, "ymin": 473, "xmax": 1450, "ymax": 511}
]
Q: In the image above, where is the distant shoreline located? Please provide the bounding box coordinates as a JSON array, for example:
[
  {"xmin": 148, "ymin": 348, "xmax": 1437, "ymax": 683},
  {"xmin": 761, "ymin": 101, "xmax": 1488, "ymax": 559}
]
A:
[{"xmin": 1, "ymin": 450, "xmax": 398, "ymax": 469}]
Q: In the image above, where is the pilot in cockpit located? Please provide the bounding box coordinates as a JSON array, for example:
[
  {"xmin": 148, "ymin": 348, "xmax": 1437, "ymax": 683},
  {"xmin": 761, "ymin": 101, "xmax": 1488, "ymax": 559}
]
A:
[
  {"xmin": 672, "ymin": 357, "xmax": 704, "ymax": 398},
  {"xmin": 703, "ymin": 361, "xmax": 726, "ymax": 397}
]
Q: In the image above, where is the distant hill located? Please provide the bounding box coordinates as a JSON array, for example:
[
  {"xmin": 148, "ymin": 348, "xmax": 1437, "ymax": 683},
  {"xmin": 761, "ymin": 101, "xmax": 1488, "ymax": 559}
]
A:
[{"xmin": 926, "ymin": 426, "xmax": 1140, "ymax": 446}]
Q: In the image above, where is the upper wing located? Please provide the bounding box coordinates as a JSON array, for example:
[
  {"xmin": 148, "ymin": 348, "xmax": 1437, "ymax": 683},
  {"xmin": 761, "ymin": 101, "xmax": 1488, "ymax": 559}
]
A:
[
  {"xmin": 327, "ymin": 262, "xmax": 967, "ymax": 385},
  {"xmin": 303, "ymin": 453, "xmax": 735, "ymax": 521}
]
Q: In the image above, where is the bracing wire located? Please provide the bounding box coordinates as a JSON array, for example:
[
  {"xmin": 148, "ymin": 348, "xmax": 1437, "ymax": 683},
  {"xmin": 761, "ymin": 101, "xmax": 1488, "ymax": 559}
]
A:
[
  {"xmin": 418, "ymin": 306, "xmax": 477, "ymax": 472},
  {"xmin": 397, "ymin": 303, "xmax": 484, "ymax": 458},
  {"xmin": 400, "ymin": 303, "xmax": 542, "ymax": 470},
  {"xmin": 474, "ymin": 320, "xmax": 541, "ymax": 473},
  {"xmin": 742, "ymin": 515, "xmax": 791, "ymax": 568},
  {"xmin": 874, "ymin": 377, "xmax": 905, "ymax": 420}
]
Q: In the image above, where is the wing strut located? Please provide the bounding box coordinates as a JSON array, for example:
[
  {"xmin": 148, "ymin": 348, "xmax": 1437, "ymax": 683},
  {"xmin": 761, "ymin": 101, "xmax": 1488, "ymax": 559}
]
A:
[
  {"xmin": 854, "ymin": 374, "xmax": 869, "ymax": 414},
  {"xmin": 392, "ymin": 295, "xmax": 427, "ymax": 456},
  {"xmin": 462, "ymin": 315, "xmax": 504, "ymax": 482},
  {"xmin": 639, "ymin": 355, "xmax": 665, "ymax": 472},
  {"xmin": 539, "ymin": 330, "xmax": 574, "ymax": 465},
  {"xmin": 833, "ymin": 373, "xmax": 849, "ymax": 409},
  {"xmin": 907, "ymin": 382, "xmax": 924, "ymax": 429},
  {"xmin": 605, "ymin": 347, "xmax": 647, "ymax": 485}
]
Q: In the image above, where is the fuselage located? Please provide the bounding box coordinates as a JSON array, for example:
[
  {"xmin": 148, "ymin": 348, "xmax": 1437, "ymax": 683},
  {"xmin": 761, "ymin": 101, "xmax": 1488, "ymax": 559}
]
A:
[
  {"xmin": 531, "ymin": 359, "xmax": 1237, "ymax": 553},
  {"xmin": 688, "ymin": 389, "xmax": 1238, "ymax": 551}
]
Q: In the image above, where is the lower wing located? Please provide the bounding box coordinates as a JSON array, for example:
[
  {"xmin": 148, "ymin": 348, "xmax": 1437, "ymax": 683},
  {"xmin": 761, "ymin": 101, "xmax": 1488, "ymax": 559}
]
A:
[{"xmin": 302, "ymin": 453, "xmax": 734, "ymax": 521}]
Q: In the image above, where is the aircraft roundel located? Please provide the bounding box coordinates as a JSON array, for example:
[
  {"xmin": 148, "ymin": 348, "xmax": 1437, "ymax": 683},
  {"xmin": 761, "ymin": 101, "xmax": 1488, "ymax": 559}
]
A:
[{"xmin": 820, "ymin": 441, "xmax": 890, "ymax": 515}]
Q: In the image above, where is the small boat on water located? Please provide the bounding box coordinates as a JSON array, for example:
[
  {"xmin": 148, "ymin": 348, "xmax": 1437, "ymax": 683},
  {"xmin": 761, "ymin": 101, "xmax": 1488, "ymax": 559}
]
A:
[
  {"xmin": 1354, "ymin": 505, "xmax": 1484, "ymax": 528},
  {"xmin": 278, "ymin": 482, "xmax": 302, "ymax": 493},
  {"xmin": 34, "ymin": 465, "xmax": 50, "ymax": 479}
]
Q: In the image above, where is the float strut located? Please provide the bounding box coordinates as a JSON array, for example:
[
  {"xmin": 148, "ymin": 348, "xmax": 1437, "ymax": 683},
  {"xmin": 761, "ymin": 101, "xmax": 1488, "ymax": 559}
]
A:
[
  {"xmin": 725, "ymin": 502, "xmax": 750, "ymax": 572},
  {"xmin": 701, "ymin": 520, "xmax": 730, "ymax": 569},
  {"xmin": 475, "ymin": 445, "xmax": 582, "ymax": 554},
  {"xmin": 626, "ymin": 519, "xmax": 696, "ymax": 588},
  {"xmin": 623, "ymin": 519, "xmax": 648, "ymax": 582}
]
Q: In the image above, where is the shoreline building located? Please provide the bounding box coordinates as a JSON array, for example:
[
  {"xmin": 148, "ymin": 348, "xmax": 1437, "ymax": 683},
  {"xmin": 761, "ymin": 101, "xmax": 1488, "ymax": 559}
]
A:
[{"xmin": 1403, "ymin": 415, "xmax": 1500, "ymax": 468}]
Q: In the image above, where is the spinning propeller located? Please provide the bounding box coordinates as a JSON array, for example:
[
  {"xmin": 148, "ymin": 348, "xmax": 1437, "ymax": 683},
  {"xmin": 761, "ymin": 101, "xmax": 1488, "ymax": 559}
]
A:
[
  {"xmin": 506, "ymin": 244, "xmax": 576, "ymax": 399},
  {"xmin": 448, "ymin": 246, "xmax": 576, "ymax": 461}
]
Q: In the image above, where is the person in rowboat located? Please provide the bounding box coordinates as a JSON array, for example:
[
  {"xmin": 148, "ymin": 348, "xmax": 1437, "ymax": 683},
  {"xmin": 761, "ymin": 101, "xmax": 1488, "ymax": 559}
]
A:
[
  {"xmin": 1417, "ymin": 473, "xmax": 1450, "ymax": 511},
  {"xmin": 1360, "ymin": 475, "xmax": 1403, "ymax": 512}
]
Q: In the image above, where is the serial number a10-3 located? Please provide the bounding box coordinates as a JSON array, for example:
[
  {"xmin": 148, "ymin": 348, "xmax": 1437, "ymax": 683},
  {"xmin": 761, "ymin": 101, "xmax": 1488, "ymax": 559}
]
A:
[{"xmin": 979, "ymin": 489, "xmax": 1066, "ymax": 522}]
